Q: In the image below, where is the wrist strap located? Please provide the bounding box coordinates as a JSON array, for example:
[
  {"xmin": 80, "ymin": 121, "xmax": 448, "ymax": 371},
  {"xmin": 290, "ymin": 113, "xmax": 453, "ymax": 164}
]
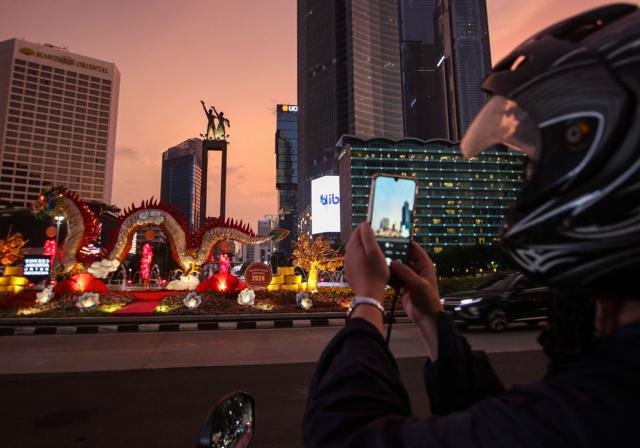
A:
[{"xmin": 347, "ymin": 296, "xmax": 385, "ymax": 317}]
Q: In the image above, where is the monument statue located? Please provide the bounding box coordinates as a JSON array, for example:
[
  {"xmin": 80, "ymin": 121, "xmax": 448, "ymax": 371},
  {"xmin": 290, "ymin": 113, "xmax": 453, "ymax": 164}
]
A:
[
  {"xmin": 200, "ymin": 100, "xmax": 216, "ymax": 140},
  {"xmin": 200, "ymin": 100, "xmax": 231, "ymax": 141}
]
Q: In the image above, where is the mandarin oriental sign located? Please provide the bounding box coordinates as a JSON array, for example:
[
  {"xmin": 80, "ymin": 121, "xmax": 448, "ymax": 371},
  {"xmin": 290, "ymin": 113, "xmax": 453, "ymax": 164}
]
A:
[{"xmin": 19, "ymin": 47, "xmax": 109, "ymax": 74}]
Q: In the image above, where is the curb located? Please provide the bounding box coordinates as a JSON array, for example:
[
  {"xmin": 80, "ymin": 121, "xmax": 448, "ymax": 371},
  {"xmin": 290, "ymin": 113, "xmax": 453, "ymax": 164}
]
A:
[{"xmin": 0, "ymin": 315, "xmax": 412, "ymax": 337}]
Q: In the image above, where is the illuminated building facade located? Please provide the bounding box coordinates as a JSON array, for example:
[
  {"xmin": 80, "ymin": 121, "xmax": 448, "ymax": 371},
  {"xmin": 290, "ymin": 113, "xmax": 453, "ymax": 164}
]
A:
[
  {"xmin": 275, "ymin": 104, "xmax": 298, "ymax": 256},
  {"xmin": 160, "ymin": 139, "xmax": 202, "ymax": 229},
  {"xmin": 337, "ymin": 136, "xmax": 523, "ymax": 251},
  {"xmin": 0, "ymin": 38, "xmax": 120, "ymax": 208}
]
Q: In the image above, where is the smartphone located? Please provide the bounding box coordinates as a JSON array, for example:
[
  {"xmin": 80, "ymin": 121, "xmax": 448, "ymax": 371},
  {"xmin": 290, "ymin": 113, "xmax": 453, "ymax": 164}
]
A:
[{"xmin": 367, "ymin": 173, "xmax": 418, "ymax": 265}]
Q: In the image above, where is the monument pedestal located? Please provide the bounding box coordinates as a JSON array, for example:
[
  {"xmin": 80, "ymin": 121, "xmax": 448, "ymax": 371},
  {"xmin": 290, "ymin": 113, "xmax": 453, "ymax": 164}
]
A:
[{"xmin": 200, "ymin": 139, "xmax": 228, "ymax": 228}]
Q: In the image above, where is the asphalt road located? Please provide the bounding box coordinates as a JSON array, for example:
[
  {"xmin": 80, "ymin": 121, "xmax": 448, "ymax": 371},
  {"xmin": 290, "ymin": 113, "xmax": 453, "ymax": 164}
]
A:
[{"xmin": 0, "ymin": 325, "xmax": 546, "ymax": 447}]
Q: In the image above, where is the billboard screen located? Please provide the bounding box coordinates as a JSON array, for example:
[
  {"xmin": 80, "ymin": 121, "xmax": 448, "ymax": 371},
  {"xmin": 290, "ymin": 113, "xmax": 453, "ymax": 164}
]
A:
[
  {"xmin": 312, "ymin": 176, "xmax": 341, "ymax": 234},
  {"xmin": 23, "ymin": 256, "xmax": 51, "ymax": 279}
]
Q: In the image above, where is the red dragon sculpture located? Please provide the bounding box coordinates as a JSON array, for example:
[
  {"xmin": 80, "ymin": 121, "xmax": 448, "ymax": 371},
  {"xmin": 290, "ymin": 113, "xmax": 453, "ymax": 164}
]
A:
[{"xmin": 32, "ymin": 187, "xmax": 288, "ymax": 279}]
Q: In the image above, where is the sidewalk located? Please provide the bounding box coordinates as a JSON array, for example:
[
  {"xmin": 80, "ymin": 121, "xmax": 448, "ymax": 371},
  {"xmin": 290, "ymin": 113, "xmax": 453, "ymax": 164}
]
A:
[{"xmin": 0, "ymin": 323, "xmax": 542, "ymax": 375}]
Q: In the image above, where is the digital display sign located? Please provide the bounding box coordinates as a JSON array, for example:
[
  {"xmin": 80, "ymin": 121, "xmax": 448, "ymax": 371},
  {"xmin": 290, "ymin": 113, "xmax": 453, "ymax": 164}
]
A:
[
  {"xmin": 311, "ymin": 176, "xmax": 341, "ymax": 234},
  {"xmin": 23, "ymin": 256, "xmax": 51, "ymax": 279}
]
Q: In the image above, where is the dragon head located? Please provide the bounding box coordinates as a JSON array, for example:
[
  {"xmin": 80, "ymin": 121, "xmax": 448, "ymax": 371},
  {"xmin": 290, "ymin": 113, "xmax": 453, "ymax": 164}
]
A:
[{"xmin": 32, "ymin": 186, "xmax": 66, "ymax": 220}]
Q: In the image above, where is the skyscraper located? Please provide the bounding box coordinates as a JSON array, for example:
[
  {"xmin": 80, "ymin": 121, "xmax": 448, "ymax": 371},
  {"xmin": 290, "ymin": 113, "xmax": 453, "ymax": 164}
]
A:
[
  {"xmin": 398, "ymin": 0, "xmax": 448, "ymax": 139},
  {"xmin": 160, "ymin": 139, "xmax": 202, "ymax": 229},
  {"xmin": 0, "ymin": 38, "xmax": 120, "ymax": 208},
  {"xmin": 275, "ymin": 104, "xmax": 298, "ymax": 256},
  {"xmin": 297, "ymin": 0, "xmax": 404, "ymax": 214},
  {"xmin": 434, "ymin": 0, "xmax": 492, "ymax": 141},
  {"xmin": 257, "ymin": 215, "xmax": 277, "ymax": 262}
]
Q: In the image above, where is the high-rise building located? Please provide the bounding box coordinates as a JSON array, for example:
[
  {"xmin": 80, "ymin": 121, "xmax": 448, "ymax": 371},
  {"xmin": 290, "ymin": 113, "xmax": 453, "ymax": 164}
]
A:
[
  {"xmin": 160, "ymin": 139, "xmax": 202, "ymax": 229},
  {"xmin": 297, "ymin": 0, "xmax": 404, "ymax": 214},
  {"xmin": 338, "ymin": 136, "xmax": 523, "ymax": 251},
  {"xmin": 0, "ymin": 38, "xmax": 120, "ymax": 208},
  {"xmin": 275, "ymin": 104, "xmax": 298, "ymax": 256},
  {"xmin": 434, "ymin": 0, "xmax": 492, "ymax": 141},
  {"xmin": 257, "ymin": 215, "xmax": 277, "ymax": 262},
  {"xmin": 399, "ymin": 0, "xmax": 448, "ymax": 140}
]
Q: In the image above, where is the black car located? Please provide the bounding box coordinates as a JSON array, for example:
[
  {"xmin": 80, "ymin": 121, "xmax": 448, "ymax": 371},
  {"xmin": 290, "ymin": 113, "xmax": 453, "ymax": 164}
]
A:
[{"xmin": 441, "ymin": 272, "xmax": 549, "ymax": 332}]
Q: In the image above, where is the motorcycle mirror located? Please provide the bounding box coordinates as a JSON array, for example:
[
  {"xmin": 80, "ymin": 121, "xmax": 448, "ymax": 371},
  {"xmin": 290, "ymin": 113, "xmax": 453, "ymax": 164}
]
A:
[{"xmin": 196, "ymin": 392, "xmax": 255, "ymax": 448}]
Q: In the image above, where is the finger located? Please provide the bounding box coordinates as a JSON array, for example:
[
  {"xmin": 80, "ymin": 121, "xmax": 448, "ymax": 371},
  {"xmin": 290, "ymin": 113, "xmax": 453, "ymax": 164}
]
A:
[
  {"xmin": 359, "ymin": 223, "xmax": 382, "ymax": 256},
  {"xmin": 408, "ymin": 242, "xmax": 436, "ymax": 279},
  {"xmin": 346, "ymin": 225, "xmax": 363, "ymax": 254},
  {"xmin": 390, "ymin": 260, "xmax": 425, "ymax": 290}
]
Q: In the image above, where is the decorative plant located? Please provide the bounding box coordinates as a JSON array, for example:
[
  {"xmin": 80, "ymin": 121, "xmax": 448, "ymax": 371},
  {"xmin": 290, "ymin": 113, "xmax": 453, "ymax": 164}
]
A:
[
  {"xmin": 0, "ymin": 233, "xmax": 28, "ymax": 266},
  {"xmin": 292, "ymin": 236, "xmax": 343, "ymax": 292}
]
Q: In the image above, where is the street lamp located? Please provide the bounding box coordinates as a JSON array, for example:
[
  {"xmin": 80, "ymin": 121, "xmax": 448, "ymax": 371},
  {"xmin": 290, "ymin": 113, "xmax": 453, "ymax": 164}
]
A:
[
  {"xmin": 53, "ymin": 215, "xmax": 64, "ymax": 269},
  {"xmin": 54, "ymin": 215, "xmax": 64, "ymax": 245}
]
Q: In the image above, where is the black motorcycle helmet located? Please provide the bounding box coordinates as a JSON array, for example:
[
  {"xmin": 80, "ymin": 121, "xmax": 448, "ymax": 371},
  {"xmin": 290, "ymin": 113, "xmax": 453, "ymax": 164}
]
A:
[{"xmin": 461, "ymin": 4, "xmax": 640, "ymax": 296}]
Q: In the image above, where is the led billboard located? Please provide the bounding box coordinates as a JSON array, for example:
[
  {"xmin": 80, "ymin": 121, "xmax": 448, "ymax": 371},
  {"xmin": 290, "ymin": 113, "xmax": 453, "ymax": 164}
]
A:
[{"xmin": 311, "ymin": 176, "xmax": 341, "ymax": 234}]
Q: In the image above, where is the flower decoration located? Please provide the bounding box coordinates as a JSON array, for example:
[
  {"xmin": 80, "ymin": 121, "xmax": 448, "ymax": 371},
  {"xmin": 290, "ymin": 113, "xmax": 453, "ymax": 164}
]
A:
[
  {"xmin": 0, "ymin": 233, "xmax": 28, "ymax": 266},
  {"xmin": 35, "ymin": 286, "xmax": 54, "ymax": 305},
  {"xmin": 237, "ymin": 288, "xmax": 256, "ymax": 306},
  {"xmin": 183, "ymin": 291, "xmax": 202, "ymax": 310},
  {"xmin": 296, "ymin": 291, "xmax": 313, "ymax": 310},
  {"xmin": 140, "ymin": 243, "xmax": 154, "ymax": 287},
  {"xmin": 76, "ymin": 292, "xmax": 100, "ymax": 311}
]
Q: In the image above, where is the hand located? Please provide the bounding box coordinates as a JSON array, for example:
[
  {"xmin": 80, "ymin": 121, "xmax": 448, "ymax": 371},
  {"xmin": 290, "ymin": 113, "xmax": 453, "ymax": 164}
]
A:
[
  {"xmin": 390, "ymin": 242, "xmax": 442, "ymax": 324},
  {"xmin": 344, "ymin": 223, "xmax": 389, "ymax": 303}
]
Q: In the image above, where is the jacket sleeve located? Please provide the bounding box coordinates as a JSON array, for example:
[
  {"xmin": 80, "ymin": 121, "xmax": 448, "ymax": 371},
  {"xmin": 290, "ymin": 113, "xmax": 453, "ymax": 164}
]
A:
[
  {"xmin": 424, "ymin": 313, "xmax": 506, "ymax": 415},
  {"xmin": 303, "ymin": 318, "xmax": 514, "ymax": 448}
]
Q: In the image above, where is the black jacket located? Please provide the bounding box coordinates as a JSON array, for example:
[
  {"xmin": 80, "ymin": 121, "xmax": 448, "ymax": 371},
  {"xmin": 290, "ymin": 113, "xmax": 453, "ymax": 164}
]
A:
[{"xmin": 303, "ymin": 313, "xmax": 640, "ymax": 447}]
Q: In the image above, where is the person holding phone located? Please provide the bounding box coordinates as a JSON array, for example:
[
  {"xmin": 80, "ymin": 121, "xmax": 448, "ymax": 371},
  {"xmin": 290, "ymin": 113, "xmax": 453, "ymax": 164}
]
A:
[{"xmin": 304, "ymin": 4, "xmax": 640, "ymax": 447}]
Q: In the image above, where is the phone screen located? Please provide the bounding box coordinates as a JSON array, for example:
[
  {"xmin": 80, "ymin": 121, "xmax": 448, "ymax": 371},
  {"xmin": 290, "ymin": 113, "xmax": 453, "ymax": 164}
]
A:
[{"xmin": 368, "ymin": 175, "xmax": 417, "ymax": 264}]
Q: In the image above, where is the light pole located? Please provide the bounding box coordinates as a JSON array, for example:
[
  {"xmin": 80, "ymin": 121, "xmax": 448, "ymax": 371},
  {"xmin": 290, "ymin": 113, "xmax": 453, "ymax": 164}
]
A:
[{"xmin": 54, "ymin": 215, "xmax": 64, "ymax": 269}]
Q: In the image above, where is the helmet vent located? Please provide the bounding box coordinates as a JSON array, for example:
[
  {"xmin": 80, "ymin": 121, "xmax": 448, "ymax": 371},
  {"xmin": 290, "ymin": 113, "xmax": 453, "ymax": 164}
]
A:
[{"xmin": 510, "ymin": 55, "xmax": 528, "ymax": 71}]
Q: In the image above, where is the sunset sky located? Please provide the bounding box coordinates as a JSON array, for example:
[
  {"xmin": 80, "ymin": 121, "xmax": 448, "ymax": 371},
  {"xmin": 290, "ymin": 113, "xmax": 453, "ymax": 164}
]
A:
[{"xmin": 0, "ymin": 0, "xmax": 634, "ymax": 231}]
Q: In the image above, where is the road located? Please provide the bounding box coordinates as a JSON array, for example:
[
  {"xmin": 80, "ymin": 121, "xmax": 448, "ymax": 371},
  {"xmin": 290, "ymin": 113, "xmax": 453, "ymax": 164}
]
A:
[{"xmin": 0, "ymin": 324, "xmax": 547, "ymax": 447}]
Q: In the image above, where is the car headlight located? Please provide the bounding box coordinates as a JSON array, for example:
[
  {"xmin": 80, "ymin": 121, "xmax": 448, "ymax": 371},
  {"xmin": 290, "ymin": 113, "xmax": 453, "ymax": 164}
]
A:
[{"xmin": 460, "ymin": 298, "xmax": 483, "ymax": 306}]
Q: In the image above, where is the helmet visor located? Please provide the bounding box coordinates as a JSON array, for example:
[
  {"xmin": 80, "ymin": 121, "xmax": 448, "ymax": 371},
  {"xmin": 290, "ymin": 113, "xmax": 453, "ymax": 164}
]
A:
[{"xmin": 461, "ymin": 95, "xmax": 541, "ymax": 160}]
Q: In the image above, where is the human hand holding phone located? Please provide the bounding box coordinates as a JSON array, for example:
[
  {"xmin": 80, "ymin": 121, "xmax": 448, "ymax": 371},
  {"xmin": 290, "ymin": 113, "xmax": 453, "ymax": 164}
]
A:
[{"xmin": 390, "ymin": 242, "xmax": 442, "ymax": 359}]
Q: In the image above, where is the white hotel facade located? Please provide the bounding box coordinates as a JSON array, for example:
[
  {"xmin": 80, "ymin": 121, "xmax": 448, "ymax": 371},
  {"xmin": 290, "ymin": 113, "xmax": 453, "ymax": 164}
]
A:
[{"xmin": 0, "ymin": 38, "xmax": 120, "ymax": 207}]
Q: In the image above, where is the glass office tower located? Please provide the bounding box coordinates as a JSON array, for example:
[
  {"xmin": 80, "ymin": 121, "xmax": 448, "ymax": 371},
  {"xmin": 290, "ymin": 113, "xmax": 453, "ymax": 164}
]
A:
[
  {"xmin": 297, "ymin": 0, "xmax": 404, "ymax": 216},
  {"xmin": 160, "ymin": 139, "xmax": 202, "ymax": 229},
  {"xmin": 275, "ymin": 104, "xmax": 298, "ymax": 256}
]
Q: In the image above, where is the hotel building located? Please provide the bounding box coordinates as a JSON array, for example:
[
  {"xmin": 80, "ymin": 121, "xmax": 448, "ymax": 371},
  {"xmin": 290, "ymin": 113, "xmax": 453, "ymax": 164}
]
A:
[{"xmin": 0, "ymin": 38, "xmax": 120, "ymax": 207}]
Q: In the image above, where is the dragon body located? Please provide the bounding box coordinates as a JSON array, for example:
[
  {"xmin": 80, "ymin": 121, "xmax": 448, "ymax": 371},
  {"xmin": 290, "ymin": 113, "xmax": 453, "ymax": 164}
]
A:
[{"xmin": 32, "ymin": 187, "xmax": 287, "ymax": 276}]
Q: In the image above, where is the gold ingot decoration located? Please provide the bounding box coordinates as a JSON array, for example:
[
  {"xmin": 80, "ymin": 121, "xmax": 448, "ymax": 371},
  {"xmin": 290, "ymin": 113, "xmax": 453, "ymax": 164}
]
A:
[{"xmin": 285, "ymin": 275, "xmax": 302, "ymax": 284}]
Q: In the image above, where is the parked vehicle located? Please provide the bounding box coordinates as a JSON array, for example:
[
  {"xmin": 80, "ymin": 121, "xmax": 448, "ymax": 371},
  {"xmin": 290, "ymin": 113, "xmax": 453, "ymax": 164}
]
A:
[{"xmin": 441, "ymin": 272, "xmax": 550, "ymax": 332}]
